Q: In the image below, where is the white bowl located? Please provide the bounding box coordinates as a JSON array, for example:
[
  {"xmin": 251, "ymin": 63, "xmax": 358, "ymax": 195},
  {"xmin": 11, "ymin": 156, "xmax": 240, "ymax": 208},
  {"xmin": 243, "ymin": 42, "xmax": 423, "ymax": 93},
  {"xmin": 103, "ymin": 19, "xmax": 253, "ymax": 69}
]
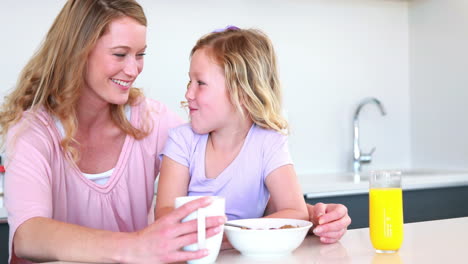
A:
[{"xmin": 224, "ymin": 218, "xmax": 313, "ymax": 257}]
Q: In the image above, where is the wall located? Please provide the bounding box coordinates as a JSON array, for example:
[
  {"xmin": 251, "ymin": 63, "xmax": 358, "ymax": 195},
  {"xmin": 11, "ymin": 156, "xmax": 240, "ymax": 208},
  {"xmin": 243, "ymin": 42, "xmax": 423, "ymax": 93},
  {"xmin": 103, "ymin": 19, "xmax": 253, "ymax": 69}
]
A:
[
  {"xmin": 409, "ymin": 0, "xmax": 468, "ymax": 170},
  {"xmin": 0, "ymin": 0, "xmax": 411, "ymax": 178}
]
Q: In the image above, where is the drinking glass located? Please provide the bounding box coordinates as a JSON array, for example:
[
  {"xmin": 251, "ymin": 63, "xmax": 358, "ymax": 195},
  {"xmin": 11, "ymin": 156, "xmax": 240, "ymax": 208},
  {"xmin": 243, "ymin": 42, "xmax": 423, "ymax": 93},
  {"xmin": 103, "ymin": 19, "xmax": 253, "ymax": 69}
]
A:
[{"xmin": 369, "ymin": 171, "xmax": 404, "ymax": 253}]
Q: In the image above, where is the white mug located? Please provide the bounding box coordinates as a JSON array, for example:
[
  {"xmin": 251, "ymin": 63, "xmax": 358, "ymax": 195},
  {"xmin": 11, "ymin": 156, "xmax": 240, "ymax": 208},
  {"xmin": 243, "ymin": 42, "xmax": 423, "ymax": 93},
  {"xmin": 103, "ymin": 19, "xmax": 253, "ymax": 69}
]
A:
[{"xmin": 175, "ymin": 196, "xmax": 225, "ymax": 264}]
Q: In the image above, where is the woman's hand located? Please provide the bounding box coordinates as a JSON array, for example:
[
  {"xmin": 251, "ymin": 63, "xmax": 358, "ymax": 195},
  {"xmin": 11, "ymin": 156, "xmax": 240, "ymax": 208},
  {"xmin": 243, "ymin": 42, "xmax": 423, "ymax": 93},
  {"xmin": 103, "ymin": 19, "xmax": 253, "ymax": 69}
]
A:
[
  {"xmin": 307, "ymin": 203, "xmax": 351, "ymax": 244},
  {"xmin": 128, "ymin": 197, "xmax": 226, "ymax": 264}
]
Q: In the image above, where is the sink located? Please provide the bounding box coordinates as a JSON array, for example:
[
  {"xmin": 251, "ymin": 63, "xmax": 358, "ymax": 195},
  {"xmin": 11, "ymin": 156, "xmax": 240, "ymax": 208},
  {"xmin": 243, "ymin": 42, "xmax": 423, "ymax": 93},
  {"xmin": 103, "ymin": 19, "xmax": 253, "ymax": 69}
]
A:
[{"xmin": 399, "ymin": 169, "xmax": 468, "ymax": 176}]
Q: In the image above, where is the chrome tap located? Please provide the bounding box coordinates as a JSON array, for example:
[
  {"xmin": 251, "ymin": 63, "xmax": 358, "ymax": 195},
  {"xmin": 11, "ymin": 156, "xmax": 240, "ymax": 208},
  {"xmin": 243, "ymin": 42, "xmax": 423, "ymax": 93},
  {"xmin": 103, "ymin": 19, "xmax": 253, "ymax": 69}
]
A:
[{"xmin": 353, "ymin": 97, "xmax": 386, "ymax": 179}]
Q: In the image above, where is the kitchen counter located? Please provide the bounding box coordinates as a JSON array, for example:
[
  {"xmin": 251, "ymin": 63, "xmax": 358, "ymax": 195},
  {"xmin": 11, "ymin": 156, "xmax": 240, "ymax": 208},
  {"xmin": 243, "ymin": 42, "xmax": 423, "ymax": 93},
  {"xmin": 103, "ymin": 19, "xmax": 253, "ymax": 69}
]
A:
[
  {"xmin": 44, "ymin": 216, "xmax": 468, "ymax": 264},
  {"xmin": 300, "ymin": 169, "xmax": 468, "ymax": 198},
  {"xmin": 216, "ymin": 217, "xmax": 468, "ymax": 263}
]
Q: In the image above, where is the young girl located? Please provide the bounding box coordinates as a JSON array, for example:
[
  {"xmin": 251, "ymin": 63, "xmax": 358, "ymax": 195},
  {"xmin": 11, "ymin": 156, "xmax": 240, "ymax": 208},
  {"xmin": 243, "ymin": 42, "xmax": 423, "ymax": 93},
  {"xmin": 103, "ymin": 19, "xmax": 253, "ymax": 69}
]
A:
[{"xmin": 155, "ymin": 27, "xmax": 309, "ymax": 222}]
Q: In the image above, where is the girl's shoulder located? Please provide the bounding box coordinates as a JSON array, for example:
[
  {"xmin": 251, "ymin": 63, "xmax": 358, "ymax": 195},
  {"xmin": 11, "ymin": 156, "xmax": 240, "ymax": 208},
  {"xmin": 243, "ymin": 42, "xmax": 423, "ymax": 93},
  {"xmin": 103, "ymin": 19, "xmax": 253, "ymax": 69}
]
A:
[
  {"xmin": 251, "ymin": 124, "xmax": 288, "ymax": 142},
  {"xmin": 169, "ymin": 123, "xmax": 203, "ymax": 142},
  {"xmin": 163, "ymin": 123, "xmax": 206, "ymax": 159},
  {"xmin": 170, "ymin": 122, "xmax": 193, "ymax": 132}
]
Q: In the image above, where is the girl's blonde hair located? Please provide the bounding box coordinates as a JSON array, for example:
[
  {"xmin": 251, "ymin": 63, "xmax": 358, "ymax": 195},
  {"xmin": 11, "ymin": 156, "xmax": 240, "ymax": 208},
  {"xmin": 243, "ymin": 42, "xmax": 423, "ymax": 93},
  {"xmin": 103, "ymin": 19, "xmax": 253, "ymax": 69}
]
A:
[
  {"xmin": 190, "ymin": 27, "xmax": 288, "ymax": 133},
  {"xmin": 0, "ymin": 0, "xmax": 149, "ymax": 160}
]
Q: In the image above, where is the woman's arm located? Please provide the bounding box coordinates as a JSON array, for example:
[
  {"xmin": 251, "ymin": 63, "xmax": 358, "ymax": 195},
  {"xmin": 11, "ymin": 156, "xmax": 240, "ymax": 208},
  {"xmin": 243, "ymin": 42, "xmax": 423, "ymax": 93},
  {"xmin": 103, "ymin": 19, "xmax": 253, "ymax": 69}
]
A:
[
  {"xmin": 155, "ymin": 155, "xmax": 191, "ymax": 220},
  {"xmin": 14, "ymin": 217, "xmax": 133, "ymax": 263},
  {"xmin": 14, "ymin": 198, "xmax": 225, "ymax": 263},
  {"xmin": 264, "ymin": 164, "xmax": 309, "ymax": 220}
]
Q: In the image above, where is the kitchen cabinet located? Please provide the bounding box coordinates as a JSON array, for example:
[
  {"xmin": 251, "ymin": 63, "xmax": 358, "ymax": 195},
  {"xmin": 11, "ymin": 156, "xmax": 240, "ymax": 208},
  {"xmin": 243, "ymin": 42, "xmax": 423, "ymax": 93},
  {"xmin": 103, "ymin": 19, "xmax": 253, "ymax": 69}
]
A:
[
  {"xmin": 305, "ymin": 185, "xmax": 468, "ymax": 229},
  {"xmin": 0, "ymin": 222, "xmax": 8, "ymax": 263}
]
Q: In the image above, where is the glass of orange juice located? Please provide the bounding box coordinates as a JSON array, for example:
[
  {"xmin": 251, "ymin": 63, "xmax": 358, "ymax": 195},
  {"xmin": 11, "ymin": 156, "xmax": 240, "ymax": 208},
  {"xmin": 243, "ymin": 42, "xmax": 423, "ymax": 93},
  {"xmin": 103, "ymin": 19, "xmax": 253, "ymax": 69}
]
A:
[{"xmin": 369, "ymin": 171, "xmax": 404, "ymax": 253}]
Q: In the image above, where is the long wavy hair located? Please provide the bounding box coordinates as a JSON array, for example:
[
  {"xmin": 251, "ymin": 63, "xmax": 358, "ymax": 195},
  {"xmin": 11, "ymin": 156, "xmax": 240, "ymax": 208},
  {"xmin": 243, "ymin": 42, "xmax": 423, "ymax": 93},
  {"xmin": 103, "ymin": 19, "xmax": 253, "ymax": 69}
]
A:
[
  {"xmin": 0, "ymin": 0, "xmax": 149, "ymax": 161},
  {"xmin": 190, "ymin": 27, "xmax": 288, "ymax": 133}
]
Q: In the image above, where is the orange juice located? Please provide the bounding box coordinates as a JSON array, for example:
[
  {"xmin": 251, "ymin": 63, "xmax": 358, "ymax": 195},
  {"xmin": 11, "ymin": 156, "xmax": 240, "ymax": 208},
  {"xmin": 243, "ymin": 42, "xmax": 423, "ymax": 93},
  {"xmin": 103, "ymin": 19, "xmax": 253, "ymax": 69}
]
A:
[{"xmin": 369, "ymin": 188, "xmax": 403, "ymax": 252}]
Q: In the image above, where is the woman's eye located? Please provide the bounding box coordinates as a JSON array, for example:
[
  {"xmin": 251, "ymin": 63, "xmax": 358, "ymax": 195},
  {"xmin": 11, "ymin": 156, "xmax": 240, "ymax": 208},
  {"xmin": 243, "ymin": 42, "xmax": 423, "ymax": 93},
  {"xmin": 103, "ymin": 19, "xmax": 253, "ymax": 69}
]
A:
[
  {"xmin": 197, "ymin": 81, "xmax": 206, "ymax": 85},
  {"xmin": 137, "ymin": 52, "xmax": 146, "ymax": 57},
  {"xmin": 113, "ymin": 53, "xmax": 125, "ymax": 57}
]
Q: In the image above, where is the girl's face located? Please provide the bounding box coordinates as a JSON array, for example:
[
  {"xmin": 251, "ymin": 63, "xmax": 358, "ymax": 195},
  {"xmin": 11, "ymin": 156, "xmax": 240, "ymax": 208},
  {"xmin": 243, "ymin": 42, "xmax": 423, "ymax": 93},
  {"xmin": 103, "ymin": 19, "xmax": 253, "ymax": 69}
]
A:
[
  {"xmin": 186, "ymin": 48, "xmax": 237, "ymax": 134},
  {"xmin": 83, "ymin": 16, "xmax": 146, "ymax": 106}
]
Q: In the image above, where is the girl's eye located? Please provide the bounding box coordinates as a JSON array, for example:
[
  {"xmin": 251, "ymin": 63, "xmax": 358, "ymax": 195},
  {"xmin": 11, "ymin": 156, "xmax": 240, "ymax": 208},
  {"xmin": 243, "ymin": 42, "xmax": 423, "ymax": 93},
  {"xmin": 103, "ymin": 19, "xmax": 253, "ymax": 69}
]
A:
[
  {"xmin": 137, "ymin": 52, "xmax": 146, "ymax": 57},
  {"xmin": 197, "ymin": 81, "xmax": 206, "ymax": 85},
  {"xmin": 113, "ymin": 53, "xmax": 125, "ymax": 58}
]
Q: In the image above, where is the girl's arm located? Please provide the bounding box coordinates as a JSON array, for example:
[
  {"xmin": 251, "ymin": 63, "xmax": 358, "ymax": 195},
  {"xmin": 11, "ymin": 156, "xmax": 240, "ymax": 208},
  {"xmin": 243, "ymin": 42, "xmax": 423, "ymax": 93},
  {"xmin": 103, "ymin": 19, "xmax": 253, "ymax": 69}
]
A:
[
  {"xmin": 155, "ymin": 155, "xmax": 191, "ymax": 220},
  {"xmin": 264, "ymin": 164, "xmax": 309, "ymax": 220}
]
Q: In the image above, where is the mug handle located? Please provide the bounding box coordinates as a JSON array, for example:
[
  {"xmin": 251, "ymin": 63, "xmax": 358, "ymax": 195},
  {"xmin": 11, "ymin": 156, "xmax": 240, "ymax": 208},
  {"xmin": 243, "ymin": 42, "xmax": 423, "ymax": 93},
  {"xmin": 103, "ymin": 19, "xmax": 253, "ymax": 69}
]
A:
[{"xmin": 197, "ymin": 207, "xmax": 206, "ymax": 249}]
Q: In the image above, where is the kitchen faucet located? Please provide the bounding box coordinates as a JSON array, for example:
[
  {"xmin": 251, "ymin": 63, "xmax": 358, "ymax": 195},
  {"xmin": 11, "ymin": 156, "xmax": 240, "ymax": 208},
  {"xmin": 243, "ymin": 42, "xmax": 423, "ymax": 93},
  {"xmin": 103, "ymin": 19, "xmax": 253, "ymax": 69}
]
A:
[{"xmin": 353, "ymin": 97, "xmax": 386, "ymax": 180}]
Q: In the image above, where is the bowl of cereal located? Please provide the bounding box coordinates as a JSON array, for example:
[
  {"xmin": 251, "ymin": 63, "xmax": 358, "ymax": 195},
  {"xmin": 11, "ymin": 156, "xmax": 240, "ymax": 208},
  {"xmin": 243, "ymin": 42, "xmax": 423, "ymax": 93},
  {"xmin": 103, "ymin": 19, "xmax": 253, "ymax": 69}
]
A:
[{"xmin": 224, "ymin": 218, "xmax": 313, "ymax": 257}]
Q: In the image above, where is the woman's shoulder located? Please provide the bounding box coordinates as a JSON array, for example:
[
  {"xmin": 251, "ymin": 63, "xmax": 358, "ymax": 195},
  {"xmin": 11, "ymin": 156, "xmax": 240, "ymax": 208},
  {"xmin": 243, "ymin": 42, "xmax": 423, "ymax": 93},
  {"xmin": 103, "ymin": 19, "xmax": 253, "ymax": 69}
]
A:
[
  {"xmin": 6, "ymin": 108, "xmax": 59, "ymax": 156},
  {"xmin": 137, "ymin": 97, "xmax": 173, "ymax": 116},
  {"xmin": 8, "ymin": 108, "xmax": 56, "ymax": 138},
  {"xmin": 133, "ymin": 97, "xmax": 184, "ymax": 129}
]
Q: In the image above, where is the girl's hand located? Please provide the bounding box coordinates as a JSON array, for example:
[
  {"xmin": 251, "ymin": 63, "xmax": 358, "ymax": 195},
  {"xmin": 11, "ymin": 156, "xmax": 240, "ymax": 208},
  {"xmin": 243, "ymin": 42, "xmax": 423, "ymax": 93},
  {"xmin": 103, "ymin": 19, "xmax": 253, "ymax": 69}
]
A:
[{"xmin": 308, "ymin": 203, "xmax": 351, "ymax": 244}]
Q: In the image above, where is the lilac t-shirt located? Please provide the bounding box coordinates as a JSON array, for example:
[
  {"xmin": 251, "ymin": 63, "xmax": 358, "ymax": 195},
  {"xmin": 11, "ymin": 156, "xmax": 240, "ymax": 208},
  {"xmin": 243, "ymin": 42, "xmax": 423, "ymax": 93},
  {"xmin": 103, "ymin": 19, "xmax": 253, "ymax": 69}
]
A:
[
  {"xmin": 5, "ymin": 98, "xmax": 183, "ymax": 264},
  {"xmin": 161, "ymin": 123, "xmax": 293, "ymax": 220}
]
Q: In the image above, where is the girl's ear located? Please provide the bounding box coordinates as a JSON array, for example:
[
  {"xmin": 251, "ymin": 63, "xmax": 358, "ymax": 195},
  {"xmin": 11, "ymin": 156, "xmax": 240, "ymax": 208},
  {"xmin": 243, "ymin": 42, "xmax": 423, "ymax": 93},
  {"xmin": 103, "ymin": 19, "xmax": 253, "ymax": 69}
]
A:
[
  {"xmin": 237, "ymin": 93, "xmax": 249, "ymax": 119},
  {"xmin": 238, "ymin": 93, "xmax": 246, "ymax": 107}
]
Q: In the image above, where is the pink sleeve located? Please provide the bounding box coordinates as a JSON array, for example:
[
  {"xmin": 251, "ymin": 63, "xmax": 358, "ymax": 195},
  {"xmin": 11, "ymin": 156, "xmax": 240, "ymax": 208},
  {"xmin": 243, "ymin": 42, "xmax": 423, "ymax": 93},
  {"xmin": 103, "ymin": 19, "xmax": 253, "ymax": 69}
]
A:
[
  {"xmin": 156, "ymin": 105, "xmax": 185, "ymax": 171},
  {"xmin": 141, "ymin": 98, "xmax": 185, "ymax": 171},
  {"xmin": 4, "ymin": 117, "xmax": 54, "ymax": 261}
]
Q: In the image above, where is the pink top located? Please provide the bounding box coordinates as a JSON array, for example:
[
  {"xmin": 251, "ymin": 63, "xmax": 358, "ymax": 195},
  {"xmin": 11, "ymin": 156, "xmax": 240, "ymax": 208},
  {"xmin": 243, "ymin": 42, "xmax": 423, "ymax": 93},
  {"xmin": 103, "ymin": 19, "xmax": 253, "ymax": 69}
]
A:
[{"xmin": 4, "ymin": 98, "xmax": 182, "ymax": 263}]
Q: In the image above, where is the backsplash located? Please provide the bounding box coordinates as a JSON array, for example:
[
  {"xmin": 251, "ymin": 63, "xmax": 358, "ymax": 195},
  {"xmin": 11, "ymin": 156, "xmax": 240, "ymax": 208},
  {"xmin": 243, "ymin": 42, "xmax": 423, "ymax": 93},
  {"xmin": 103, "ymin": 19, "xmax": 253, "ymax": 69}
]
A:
[{"xmin": 2, "ymin": 0, "xmax": 467, "ymax": 175}]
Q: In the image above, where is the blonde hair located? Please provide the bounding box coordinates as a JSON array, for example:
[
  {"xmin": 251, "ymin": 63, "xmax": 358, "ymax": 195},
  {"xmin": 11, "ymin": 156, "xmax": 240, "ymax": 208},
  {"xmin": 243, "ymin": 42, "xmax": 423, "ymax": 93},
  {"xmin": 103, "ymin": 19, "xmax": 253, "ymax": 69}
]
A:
[
  {"xmin": 0, "ymin": 0, "xmax": 149, "ymax": 160},
  {"xmin": 190, "ymin": 27, "xmax": 288, "ymax": 133}
]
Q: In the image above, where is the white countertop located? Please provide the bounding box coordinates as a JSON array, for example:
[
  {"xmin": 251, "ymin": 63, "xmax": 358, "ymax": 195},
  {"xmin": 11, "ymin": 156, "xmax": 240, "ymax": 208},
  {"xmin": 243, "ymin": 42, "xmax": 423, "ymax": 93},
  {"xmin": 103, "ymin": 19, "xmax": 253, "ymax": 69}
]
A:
[
  {"xmin": 216, "ymin": 216, "xmax": 468, "ymax": 264},
  {"xmin": 300, "ymin": 169, "xmax": 468, "ymax": 198},
  {"xmin": 45, "ymin": 216, "xmax": 468, "ymax": 264}
]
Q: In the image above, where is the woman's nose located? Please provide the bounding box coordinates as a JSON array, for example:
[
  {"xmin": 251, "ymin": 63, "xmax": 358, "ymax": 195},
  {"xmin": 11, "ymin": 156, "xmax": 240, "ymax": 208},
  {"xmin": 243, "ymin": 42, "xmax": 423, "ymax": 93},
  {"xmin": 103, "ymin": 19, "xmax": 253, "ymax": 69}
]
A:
[{"xmin": 124, "ymin": 58, "xmax": 140, "ymax": 78}]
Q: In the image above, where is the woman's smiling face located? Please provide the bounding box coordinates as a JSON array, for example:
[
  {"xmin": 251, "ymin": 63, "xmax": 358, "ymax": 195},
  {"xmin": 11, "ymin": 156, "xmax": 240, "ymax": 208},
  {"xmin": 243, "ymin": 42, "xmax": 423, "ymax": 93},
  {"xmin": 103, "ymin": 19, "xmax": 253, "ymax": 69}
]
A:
[{"xmin": 83, "ymin": 16, "xmax": 147, "ymax": 106}]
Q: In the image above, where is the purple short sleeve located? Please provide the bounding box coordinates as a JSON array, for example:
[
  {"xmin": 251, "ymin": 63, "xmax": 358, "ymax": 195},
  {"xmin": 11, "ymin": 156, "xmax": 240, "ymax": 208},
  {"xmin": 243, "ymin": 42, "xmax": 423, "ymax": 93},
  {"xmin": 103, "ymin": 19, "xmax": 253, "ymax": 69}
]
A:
[
  {"xmin": 161, "ymin": 124, "xmax": 193, "ymax": 167},
  {"xmin": 262, "ymin": 133, "xmax": 293, "ymax": 179}
]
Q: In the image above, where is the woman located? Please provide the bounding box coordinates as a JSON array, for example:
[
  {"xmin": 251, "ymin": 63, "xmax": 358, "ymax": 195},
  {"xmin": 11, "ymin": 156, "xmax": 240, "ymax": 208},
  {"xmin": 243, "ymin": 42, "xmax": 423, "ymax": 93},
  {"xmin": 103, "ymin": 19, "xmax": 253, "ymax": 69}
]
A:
[{"xmin": 0, "ymin": 0, "xmax": 224, "ymax": 263}]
